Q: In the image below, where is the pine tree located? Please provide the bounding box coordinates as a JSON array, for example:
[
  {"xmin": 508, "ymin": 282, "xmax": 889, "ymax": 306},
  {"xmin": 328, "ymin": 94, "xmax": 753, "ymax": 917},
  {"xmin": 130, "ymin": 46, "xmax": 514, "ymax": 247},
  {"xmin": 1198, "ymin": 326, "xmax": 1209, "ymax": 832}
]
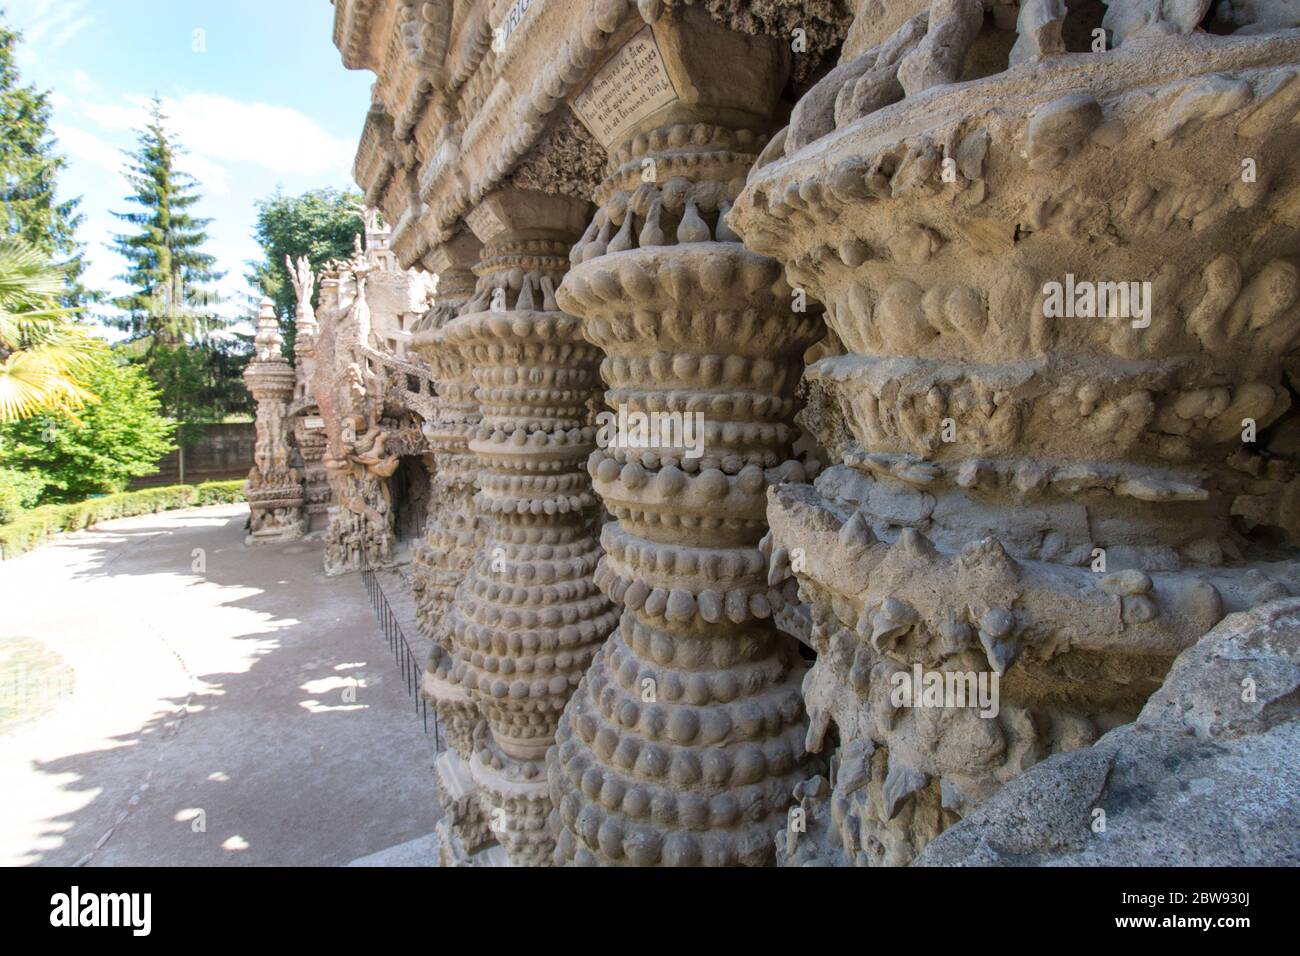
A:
[
  {"xmin": 0, "ymin": 18, "xmax": 85, "ymax": 297},
  {"xmin": 110, "ymin": 98, "xmax": 222, "ymax": 344}
]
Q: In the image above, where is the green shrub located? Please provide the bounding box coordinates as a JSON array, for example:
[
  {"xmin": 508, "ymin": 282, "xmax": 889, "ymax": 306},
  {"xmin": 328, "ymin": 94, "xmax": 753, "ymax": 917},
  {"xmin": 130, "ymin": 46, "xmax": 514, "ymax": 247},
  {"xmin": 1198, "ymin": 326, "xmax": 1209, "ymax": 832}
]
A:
[
  {"xmin": 0, "ymin": 468, "xmax": 46, "ymax": 523},
  {"xmin": 0, "ymin": 357, "xmax": 177, "ymax": 503},
  {"xmin": 0, "ymin": 480, "xmax": 245, "ymax": 559}
]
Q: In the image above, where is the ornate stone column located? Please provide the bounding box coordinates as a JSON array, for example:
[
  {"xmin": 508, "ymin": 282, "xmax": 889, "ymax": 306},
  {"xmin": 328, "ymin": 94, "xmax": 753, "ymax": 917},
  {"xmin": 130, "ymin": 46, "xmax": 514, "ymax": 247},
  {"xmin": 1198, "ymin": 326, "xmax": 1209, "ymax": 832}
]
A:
[
  {"xmin": 443, "ymin": 187, "xmax": 618, "ymax": 866},
  {"xmin": 547, "ymin": 11, "xmax": 824, "ymax": 866},
  {"xmin": 410, "ymin": 234, "xmax": 482, "ymax": 631},
  {"xmin": 244, "ymin": 298, "xmax": 305, "ymax": 544},
  {"xmin": 409, "ymin": 231, "xmax": 497, "ymax": 864},
  {"xmin": 729, "ymin": 9, "xmax": 1300, "ymax": 864}
]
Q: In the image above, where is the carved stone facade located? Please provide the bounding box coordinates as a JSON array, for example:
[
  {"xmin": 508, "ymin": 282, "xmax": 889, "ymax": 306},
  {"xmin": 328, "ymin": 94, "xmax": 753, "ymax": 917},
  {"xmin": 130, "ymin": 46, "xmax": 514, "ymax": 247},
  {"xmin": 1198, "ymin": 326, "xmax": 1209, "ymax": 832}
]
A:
[
  {"xmin": 286, "ymin": 256, "xmax": 332, "ymax": 535},
  {"xmin": 731, "ymin": 3, "xmax": 1300, "ymax": 865},
  {"xmin": 315, "ymin": 0, "xmax": 1300, "ymax": 866}
]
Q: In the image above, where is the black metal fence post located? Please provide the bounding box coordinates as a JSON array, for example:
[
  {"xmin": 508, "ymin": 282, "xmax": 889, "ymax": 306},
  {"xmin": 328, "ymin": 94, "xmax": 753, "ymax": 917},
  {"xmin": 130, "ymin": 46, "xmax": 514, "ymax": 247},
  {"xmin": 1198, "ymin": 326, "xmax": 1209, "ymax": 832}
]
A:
[{"xmin": 359, "ymin": 566, "xmax": 435, "ymax": 745}]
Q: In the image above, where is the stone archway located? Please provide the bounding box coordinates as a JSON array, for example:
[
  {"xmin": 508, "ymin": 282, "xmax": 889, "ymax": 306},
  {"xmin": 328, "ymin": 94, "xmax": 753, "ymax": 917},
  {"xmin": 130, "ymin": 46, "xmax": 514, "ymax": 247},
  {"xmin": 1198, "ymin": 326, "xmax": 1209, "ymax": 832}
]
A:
[{"xmin": 387, "ymin": 454, "xmax": 431, "ymax": 547}]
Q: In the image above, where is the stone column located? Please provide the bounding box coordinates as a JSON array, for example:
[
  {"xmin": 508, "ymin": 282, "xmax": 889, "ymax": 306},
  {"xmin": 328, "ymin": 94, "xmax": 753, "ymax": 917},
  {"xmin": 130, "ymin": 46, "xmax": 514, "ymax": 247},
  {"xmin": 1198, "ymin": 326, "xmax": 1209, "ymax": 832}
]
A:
[
  {"xmin": 410, "ymin": 237, "xmax": 481, "ymax": 615},
  {"xmin": 444, "ymin": 187, "xmax": 618, "ymax": 866},
  {"xmin": 547, "ymin": 12, "xmax": 824, "ymax": 866},
  {"xmin": 244, "ymin": 298, "xmax": 305, "ymax": 544},
  {"xmin": 729, "ymin": 12, "xmax": 1300, "ymax": 864},
  {"xmin": 410, "ymin": 231, "xmax": 496, "ymax": 864}
]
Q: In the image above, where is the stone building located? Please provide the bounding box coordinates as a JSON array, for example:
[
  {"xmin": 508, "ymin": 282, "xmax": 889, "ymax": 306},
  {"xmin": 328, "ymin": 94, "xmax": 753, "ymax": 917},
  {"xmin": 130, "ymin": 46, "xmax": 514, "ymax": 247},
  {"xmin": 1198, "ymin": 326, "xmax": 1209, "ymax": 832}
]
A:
[{"xmin": 247, "ymin": 0, "xmax": 1300, "ymax": 865}]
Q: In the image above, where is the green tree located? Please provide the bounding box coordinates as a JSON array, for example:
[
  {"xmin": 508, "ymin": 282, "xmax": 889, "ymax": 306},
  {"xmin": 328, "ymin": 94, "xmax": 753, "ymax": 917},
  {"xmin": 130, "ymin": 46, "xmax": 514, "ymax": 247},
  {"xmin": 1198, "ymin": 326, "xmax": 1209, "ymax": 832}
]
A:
[
  {"xmin": 0, "ymin": 238, "xmax": 103, "ymax": 422},
  {"xmin": 142, "ymin": 337, "xmax": 251, "ymax": 439},
  {"xmin": 0, "ymin": 354, "xmax": 175, "ymax": 502},
  {"xmin": 0, "ymin": 15, "xmax": 86, "ymax": 300},
  {"xmin": 110, "ymin": 97, "xmax": 222, "ymax": 344},
  {"xmin": 106, "ymin": 98, "xmax": 249, "ymax": 429},
  {"xmin": 248, "ymin": 187, "xmax": 362, "ymax": 355}
]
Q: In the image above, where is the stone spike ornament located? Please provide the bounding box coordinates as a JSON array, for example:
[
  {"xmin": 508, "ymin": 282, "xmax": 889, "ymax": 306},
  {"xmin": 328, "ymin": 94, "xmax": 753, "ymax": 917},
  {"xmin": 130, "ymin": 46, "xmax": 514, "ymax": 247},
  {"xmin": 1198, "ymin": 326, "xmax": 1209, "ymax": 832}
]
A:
[
  {"xmin": 729, "ymin": 7, "xmax": 1300, "ymax": 864},
  {"xmin": 244, "ymin": 298, "xmax": 305, "ymax": 544},
  {"xmin": 442, "ymin": 188, "xmax": 617, "ymax": 866},
  {"xmin": 547, "ymin": 11, "xmax": 824, "ymax": 866}
]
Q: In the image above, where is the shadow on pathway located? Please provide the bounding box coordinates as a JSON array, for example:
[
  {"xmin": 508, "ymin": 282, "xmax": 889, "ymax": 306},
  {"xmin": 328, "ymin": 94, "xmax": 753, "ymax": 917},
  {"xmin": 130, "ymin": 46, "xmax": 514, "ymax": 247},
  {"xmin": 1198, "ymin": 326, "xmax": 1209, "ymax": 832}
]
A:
[{"xmin": 0, "ymin": 504, "xmax": 439, "ymax": 866}]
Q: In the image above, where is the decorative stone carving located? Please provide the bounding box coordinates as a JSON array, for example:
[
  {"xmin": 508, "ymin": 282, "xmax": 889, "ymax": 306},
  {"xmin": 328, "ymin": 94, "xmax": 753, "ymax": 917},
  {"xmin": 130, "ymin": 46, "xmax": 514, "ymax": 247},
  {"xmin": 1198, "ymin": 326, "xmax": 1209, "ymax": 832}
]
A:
[
  {"xmin": 316, "ymin": 260, "xmax": 402, "ymax": 575},
  {"xmin": 288, "ymin": 213, "xmax": 442, "ymax": 575},
  {"xmin": 660, "ymin": 0, "xmax": 855, "ymax": 83},
  {"xmin": 916, "ymin": 599, "xmax": 1300, "ymax": 866},
  {"xmin": 506, "ymin": 114, "xmax": 607, "ymax": 201},
  {"xmin": 411, "ymin": 231, "xmax": 488, "ymax": 765},
  {"xmin": 547, "ymin": 11, "xmax": 824, "ymax": 866},
  {"xmin": 244, "ymin": 298, "xmax": 305, "ymax": 544},
  {"xmin": 286, "ymin": 255, "xmax": 332, "ymax": 535},
  {"xmin": 731, "ymin": 9, "xmax": 1300, "ymax": 864},
  {"xmin": 442, "ymin": 187, "xmax": 617, "ymax": 866}
]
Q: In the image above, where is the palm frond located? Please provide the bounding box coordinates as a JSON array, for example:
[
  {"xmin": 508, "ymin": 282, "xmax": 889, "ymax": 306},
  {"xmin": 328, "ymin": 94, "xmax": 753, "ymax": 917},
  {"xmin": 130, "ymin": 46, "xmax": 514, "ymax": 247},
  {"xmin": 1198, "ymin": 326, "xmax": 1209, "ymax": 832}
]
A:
[
  {"xmin": 0, "ymin": 238, "xmax": 100, "ymax": 422},
  {"xmin": 0, "ymin": 348, "xmax": 95, "ymax": 422}
]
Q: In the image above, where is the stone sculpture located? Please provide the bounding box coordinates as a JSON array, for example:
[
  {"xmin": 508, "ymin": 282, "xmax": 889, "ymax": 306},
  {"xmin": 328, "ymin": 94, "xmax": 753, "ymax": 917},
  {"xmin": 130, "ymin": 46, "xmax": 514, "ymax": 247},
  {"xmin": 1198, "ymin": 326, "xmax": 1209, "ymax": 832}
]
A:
[
  {"xmin": 314, "ymin": 258, "xmax": 401, "ymax": 575},
  {"xmin": 285, "ymin": 255, "xmax": 332, "ymax": 535},
  {"xmin": 244, "ymin": 298, "xmax": 305, "ymax": 544},
  {"xmin": 410, "ymin": 233, "xmax": 494, "ymax": 863},
  {"xmin": 916, "ymin": 599, "xmax": 1300, "ymax": 866}
]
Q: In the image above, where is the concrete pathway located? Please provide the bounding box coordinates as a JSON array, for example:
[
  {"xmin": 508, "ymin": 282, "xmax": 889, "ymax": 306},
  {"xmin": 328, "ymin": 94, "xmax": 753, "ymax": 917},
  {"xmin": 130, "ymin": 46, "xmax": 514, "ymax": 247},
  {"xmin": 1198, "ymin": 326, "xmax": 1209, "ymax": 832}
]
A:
[{"xmin": 0, "ymin": 504, "xmax": 439, "ymax": 866}]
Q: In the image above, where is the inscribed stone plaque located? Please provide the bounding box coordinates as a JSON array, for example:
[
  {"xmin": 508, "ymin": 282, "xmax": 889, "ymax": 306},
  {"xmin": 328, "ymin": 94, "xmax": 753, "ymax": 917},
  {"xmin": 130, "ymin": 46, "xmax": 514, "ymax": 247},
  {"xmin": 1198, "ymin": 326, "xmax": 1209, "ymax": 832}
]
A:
[
  {"xmin": 304, "ymin": 417, "xmax": 325, "ymax": 430},
  {"xmin": 466, "ymin": 202, "xmax": 507, "ymax": 243},
  {"xmin": 571, "ymin": 27, "xmax": 679, "ymax": 149}
]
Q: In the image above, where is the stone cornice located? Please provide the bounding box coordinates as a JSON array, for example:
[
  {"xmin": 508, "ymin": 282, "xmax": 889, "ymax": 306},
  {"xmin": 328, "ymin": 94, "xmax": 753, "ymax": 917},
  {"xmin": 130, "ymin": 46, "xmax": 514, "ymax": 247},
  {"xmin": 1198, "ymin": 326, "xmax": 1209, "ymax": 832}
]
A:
[
  {"xmin": 420, "ymin": 0, "xmax": 652, "ymax": 243},
  {"xmin": 343, "ymin": 1, "xmax": 674, "ymax": 245},
  {"xmin": 333, "ymin": 0, "xmax": 385, "ymax": 71}
]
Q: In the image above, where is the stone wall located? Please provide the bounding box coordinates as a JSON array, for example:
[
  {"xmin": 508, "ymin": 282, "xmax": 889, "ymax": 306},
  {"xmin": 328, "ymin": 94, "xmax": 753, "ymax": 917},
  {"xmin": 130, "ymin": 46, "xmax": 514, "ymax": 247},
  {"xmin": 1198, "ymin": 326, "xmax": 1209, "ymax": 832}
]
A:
[{"xmin": 130, "ymin": 423, "xmax": 255, "ymax": 488}]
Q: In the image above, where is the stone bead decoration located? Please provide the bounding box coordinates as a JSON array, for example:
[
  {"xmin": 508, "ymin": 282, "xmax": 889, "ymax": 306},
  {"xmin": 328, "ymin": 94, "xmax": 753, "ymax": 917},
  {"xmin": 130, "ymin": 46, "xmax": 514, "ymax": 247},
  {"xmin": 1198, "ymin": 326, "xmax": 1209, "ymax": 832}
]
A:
[
  {"xmin": 440, "ymin": 201, "xmax": 618, "ymax": 866},
  {"xmin": 549, "ymin": 119, "xmax": 825, "ymax": 866}
]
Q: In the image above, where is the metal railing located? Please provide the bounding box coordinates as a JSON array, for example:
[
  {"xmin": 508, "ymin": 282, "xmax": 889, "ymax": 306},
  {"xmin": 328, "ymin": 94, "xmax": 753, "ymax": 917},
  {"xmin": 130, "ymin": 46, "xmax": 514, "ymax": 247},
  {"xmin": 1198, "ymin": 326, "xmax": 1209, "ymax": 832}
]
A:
[{"xmin": 361, "ymin": 566, "xmax": 440, "ymax": 748}]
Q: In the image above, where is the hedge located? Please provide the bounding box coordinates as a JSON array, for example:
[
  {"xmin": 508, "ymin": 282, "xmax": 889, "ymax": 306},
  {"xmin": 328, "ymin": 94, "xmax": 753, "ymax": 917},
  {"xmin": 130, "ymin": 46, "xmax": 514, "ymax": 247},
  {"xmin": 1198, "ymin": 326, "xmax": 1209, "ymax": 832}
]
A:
[{"xmin": 0, "ymin": 480, "xmax": 246, "ymax": 560}]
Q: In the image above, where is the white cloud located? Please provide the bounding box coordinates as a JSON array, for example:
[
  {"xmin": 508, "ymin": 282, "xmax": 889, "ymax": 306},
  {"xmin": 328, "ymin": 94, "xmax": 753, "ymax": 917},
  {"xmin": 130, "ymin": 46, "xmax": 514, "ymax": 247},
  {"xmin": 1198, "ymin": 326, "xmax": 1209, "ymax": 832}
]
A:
[
  {"xmin": 50, "ymin": 124, "xmax": 122, "ymax": 177},
  {"xmin": 81, "ymin": 92, "xmax": 356, "ymax": 179},
  {"xmin": 178, "ymin": 153, "xmax": 232, "ymax": 197},
  {"xmin": 11, "ymin": 0, "xmax": 92, "ymax": 48},
  {"xmin": 69, "ymin": 68, "xmax": 97, "ymax": 95},
  {"xmin": 54, "ymin": 122, "xmax": 229, "ymax": 198}
]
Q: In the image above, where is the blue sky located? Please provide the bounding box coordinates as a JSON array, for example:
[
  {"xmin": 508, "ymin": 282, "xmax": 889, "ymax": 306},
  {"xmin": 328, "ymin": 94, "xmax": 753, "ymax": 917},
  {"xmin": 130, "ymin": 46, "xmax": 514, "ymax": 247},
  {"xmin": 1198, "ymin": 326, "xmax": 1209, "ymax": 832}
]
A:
[{"xmin": 3, "ymin": 0, "xmax": 374, "ymax": 334}]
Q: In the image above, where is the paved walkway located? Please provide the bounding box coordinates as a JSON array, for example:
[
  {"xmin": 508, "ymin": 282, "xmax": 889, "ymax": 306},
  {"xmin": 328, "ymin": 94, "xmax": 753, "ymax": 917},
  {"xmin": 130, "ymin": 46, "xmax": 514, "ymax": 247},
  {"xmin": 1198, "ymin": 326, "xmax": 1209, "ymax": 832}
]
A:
[{"xmin": 0, "ymin": 504, "xmax": 439, "ymax": 866}]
